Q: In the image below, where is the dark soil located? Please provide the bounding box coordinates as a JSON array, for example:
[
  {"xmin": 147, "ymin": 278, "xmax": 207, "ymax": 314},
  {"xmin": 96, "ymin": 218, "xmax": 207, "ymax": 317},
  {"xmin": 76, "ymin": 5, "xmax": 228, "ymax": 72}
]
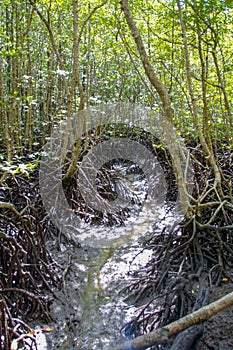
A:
[{"xmin": 196, "ymin": 282, "xmax": 233, "ymax": 350}]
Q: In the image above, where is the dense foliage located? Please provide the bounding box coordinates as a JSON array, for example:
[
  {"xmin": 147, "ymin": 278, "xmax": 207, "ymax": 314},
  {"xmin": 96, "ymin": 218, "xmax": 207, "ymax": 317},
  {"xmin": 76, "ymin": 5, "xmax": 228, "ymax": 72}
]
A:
[{"xmin": 0, "ymin": 0, "xmax": 232, "ymax": 163}]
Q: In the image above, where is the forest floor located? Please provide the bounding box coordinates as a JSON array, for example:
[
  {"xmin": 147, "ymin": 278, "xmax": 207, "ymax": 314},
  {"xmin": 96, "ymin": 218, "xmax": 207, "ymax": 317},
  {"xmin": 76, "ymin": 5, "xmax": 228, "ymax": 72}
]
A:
[
  {"xmin": 1, "ymin": 140, "xmax": 232, "ymax": 350},
  {"xmin": 196, "ymin": 281, "xmax": 233, "ymax": 350}
]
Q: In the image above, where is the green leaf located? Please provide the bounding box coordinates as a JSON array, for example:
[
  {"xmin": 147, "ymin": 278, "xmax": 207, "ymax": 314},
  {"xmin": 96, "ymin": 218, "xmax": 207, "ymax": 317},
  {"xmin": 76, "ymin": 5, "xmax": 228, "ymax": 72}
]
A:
[{"xmin": 225, "ymin": 0, "xmax": 233, "ymax": 7}]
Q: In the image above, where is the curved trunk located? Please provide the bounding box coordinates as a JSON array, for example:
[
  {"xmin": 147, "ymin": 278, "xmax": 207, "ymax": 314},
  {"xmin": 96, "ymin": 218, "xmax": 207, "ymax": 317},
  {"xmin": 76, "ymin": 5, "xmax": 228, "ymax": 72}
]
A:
[{"xmin": 121, "ymin": 0, "xmax": 192, "ymax": 216}]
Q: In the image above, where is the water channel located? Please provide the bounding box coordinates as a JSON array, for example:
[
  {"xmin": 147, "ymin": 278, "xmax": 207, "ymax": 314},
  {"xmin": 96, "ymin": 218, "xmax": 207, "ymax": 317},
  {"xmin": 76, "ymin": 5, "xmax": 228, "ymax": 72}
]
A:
[{"xmin": 42, "ymin": 163, "xmax": 181, "ymax": 349}]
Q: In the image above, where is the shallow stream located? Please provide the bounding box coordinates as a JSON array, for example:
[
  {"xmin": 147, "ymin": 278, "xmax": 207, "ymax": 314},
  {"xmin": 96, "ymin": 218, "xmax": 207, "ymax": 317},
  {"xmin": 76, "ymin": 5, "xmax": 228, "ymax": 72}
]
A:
[{"xmin": 42, "ymin": 163, "xmax": 180, "ymax": 349}]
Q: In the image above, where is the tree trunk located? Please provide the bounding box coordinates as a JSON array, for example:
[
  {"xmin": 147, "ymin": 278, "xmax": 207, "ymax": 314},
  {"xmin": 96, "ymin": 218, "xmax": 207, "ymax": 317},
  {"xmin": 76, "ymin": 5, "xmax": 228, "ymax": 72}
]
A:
[
  {"xmin": 121, "ymin": 0, "xmax": 173, "ymax": 123},
  {"xmin": 176, "ymin": 0, "xmax": 222, "ymax": 192},
  {"xmin": 110, "ymin": 290, "xmax": 233, "ymax": 350},
  {"xmin": 121, "ymin": 0, "xmax": 191, "ymax": 216}
]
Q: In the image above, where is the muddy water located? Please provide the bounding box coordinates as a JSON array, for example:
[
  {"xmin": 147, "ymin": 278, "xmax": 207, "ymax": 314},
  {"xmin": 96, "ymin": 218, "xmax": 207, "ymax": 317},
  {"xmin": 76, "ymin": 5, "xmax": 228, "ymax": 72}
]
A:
[
  {"xmin": 44, "ymin": 164, "xmax": 180, "ymax": 349},
  {"xmin": 45, "ymin": 205, "xmax": 179, "ymax": 350},
  {"xmin": 47, "ymin": 218, "xmax": 155, "ymax": 348},
  {"xmin": 77, "ymin": 242, "xmax": 156, "ymax": 350}
]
